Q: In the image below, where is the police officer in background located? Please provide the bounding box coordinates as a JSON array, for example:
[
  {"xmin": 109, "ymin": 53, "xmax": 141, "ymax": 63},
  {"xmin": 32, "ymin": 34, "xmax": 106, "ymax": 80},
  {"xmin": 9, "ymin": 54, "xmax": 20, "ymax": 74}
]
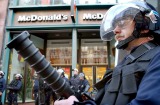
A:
[
  {"xmin": 69, "ymin": 68, "xmax": 80, "ymax": 92},
  {"xmin": 33, "ymin": 73, "xmax": 39, "ymax": 105},
  {"xmin": 7, "ymin": 74, "xmax": 22, "ymax": 105},
  {"xmin": 55, "ymin": 1, "xmax": 160, "ymax": 105},
  {"xmin": 77, "ymin": 73, "xmax": 90, "ymax": 95},
  {"xmin": 0, "ymin": 71, "xmax": 6, "ymax": 105},
  {"xmin": 43, "ymin": 81, "xmax": 52, "ymax": 105},
  {"xmin": 57, "ymin": 69, "xmax": 70, "ymax": 85},
  {"xmin": 55, "ymin": 68, "xmax": 70, "ymax": 100}
]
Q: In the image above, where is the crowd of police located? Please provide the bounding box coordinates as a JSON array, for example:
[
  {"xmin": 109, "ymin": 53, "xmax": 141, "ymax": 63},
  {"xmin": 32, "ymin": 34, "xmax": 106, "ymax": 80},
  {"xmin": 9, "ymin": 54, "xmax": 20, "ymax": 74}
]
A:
[
  {"xmin": 0, "ymin": 67, "xmax": 91, "ymax": 105},
  {"xmin": 0, "ymin": 71, "xmax": 23, "ymax": 105},
  {"xmin": 32, "ymin": 68, "xmax": 90, "ymax": 105}
]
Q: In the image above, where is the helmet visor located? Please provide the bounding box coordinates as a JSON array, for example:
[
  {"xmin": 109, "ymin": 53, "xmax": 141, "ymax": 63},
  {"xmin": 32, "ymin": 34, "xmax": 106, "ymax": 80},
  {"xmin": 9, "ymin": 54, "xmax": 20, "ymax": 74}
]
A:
[{"xmin": 100, "ymin": 4, "xmax": 141, "ymax": 41}]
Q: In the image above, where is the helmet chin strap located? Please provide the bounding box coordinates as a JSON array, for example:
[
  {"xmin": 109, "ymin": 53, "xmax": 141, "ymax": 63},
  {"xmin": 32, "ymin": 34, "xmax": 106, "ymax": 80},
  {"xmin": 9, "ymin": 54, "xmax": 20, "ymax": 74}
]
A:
[{"xmin": 116, "ymin": 29, "xmax": 140, "ymax": 49}]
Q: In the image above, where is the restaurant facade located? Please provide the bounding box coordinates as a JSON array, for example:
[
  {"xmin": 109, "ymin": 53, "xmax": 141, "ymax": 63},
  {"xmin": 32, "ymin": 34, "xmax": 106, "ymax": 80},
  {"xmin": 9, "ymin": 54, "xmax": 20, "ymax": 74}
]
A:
[{"xmin": 2, "ymin": 0, "xmax": 159, "ymax": 104}]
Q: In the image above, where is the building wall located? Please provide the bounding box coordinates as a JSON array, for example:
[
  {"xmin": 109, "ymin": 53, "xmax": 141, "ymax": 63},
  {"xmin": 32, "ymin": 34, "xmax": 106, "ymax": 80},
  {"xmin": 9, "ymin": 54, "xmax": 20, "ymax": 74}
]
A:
[{"xmin": 0, "ymin": 0, "xmax": 9, "ymax": 60}]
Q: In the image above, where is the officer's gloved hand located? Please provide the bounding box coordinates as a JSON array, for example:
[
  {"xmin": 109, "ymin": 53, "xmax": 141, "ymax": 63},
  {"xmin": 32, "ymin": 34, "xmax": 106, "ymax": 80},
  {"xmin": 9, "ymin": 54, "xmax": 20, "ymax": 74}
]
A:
[{"xmin": 81, "ymin": 92, "xmax": 94, "ymax": 101}]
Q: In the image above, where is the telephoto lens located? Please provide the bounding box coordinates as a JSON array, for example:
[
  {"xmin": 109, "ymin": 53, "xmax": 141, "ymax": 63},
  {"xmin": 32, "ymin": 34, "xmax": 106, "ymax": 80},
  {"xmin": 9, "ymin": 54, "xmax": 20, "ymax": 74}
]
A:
[{"xmin": 6, "ymin": 31, "xmax": 75, "ymax": 98}]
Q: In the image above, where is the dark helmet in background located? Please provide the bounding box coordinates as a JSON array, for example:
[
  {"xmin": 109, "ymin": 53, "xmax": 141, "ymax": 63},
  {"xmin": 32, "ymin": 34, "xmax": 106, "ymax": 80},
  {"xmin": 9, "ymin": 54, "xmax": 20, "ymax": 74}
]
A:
[
  {"xmin": 100, "ymin": 0, "xmax": 160, "ymax": 49},
  {"xmin": 79, "ymin": 73, "xmax": 85, "ymax": 78}
]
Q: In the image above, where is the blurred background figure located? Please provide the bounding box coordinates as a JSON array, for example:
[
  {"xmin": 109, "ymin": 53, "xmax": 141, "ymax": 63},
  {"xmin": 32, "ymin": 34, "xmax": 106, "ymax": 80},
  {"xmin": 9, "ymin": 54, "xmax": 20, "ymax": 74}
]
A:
[
  {"xmin": 78, "ymin": 72, "xmax": 90, "ymax": 94},
  {"xmin": 55, "ymin": 68, "xmax": 70, "ymax": 100},
  {"xmin": 33, "ymin": 73, "xmax": 39, "ymax": 105},
  {"xmin": 69, "ymin": 68, "xmax": 80, "ymax": 92},
  {"xmin": 7, "ymin": 74, "xmax": 22, "ymax": 105},
  {"xmin": 0, "ymin": 71, "xmax": 6, "ymax": 105},
  {"xmin": 57, "ymin": 68, "xmax": 70, "ymax": 85},
  {"xmin": 43, "ymin": 81, "xmax": 52, "ymax": 105}
]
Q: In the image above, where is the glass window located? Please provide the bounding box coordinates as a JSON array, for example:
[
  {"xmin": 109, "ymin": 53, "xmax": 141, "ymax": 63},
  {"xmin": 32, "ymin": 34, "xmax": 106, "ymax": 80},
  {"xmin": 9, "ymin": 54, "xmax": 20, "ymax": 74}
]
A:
[
  {"xmin": 18, "ymin": 0, "xmax": 35, "ymax": 6},
  {"xmin": 47, "ymin": 47, "xmax": 72, "ymax": 65},
  {"xmin": 62, "ymin": 0, "xmax": 71, "ymax": 4},
  {"xmin": 36, "ymin": 0, "xmax": 51, "ymax": 5},
  {"xmin": 81, "ymin": 39, "xmax": 108, "ymax": 65},
  {"xmin": 53, "ymin": 0, "xmax": 62, "ymax": 4},
  {"xmin": 78, "ymin": 0, "xmax": 96, "ymax": 4},
  {"xmin": 81, "ymin": 46, "xmax": 107, "ymax": 65},
  {"xmin": 46, "ymin": 40, "xmax": 72, "ymax": 65},
  {"xmin": 98, "ymin": 0, "xmax": 116, "ymax": 4},
  {"xmin": 96, "ymin": 67, "xmax": 106, "ymax": 83},
  {"xmin": 82, "ymin": 67, "xmax": 93, "ymax": 91},
  {"xmin": 9, "ymin": 0, "xmax": 15, "ymax": 6},
  {"xmin": 117, "ymin": 0, "xmax": 133, "ymax": 3},
  {"xmin": 7, "ymin": 49, "xmax": 25, "ymax": 103}
]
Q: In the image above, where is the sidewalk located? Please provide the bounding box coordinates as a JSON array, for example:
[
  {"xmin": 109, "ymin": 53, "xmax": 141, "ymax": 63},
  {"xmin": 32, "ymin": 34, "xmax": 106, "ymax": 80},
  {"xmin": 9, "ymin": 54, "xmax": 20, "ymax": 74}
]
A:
[
  {"xmin": 18, "ymin": 103, "xmax": 35, "ymax": 105},
  {"xmin": 4, "ymin": 102, "xmax": 35, "ymax": 105}
]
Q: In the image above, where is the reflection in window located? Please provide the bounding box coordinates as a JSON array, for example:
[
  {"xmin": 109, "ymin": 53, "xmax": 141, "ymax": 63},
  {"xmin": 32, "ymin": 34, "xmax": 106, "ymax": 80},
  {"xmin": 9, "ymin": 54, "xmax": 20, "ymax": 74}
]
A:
[
  {"xmin": 118, "ymin": 0, "xmax": 133, "ymax": 3},
  {"xmin": 19, "ymin": 0, "xmax": 34, "ymax": 6},
  {"xmin": 7, "ymin": 49, "xmax": 24, "ymax": 102},
  {"xmin": 37, "ymin": 0, "xmax": 51, "ymax": 5},
  {"xmin": 78, "ymin": 0, "xmax": 96, "ymax": 4},
  {"xmin": 96, "ymin": 67, "xmax": 106, "ymax": 83},
  {"xmin": 54, "ymin": 0, "xmax": 62, "ymax": 4},
  {"xmin": 81, "ymin": 46, "xmax": 107, "ymax": 65},
  {"xmin": 82, "ymin": 67, "xmax": 93, "ymax": 91},
  {"xmin": 62, "ymin": 0, "xmax": 71, "ymax": 4},
  {"xmin": 41, "ymin": 0, "xmax": 51, "ymax": 5},
  {"xmin": 9, "ymin": 0, "xmax": 14, "ymax": 6},
  {"xmin": 47, "ymin": 47, "xmax": 72, "ymax": 65},
  {"xmin": 98, "ymin": 0, "xmax": 116, "ymax": 4}
]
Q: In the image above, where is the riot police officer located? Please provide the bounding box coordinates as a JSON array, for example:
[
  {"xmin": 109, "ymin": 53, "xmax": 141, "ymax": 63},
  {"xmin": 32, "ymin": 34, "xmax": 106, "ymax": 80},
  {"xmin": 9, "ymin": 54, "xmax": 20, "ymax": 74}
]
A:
[
  {"xmin": 55, "ymin": 69, "xmax": 70, "ymax": 100},
  {"xmin": 69, "ymin": 68, "xmax": 80, "ymax": 92},
  {"xmin": 55, "ymin": 1, "xmax": 160, "ymax": 105},
  {"xmin": 0, "ymin": 71, "xmax": 6, "ymax": 105},
  {"xmin": 44, "ymin": 81, "xmax": 52, "ymax": 105},
  {"xmin": 7, "ymin": 74, "xmax": 22, "ymax": 105},
  {"xmin": 33, "ymin": 73, "xmax": 39, "ymax": 105},
  {"xmin": 57, "ymin": 69, "xmax": 70, "ymax": 85},
  {"xmin": 77, "ymin": 73, "xmax": 90, "ymax": 94}
]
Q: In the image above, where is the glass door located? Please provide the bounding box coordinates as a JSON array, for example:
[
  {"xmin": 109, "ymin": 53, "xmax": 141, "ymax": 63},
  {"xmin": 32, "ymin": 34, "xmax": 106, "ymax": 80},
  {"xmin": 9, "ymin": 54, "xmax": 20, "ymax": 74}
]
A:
[
  {"xmin": 96, "ymin": 66, "xmax": 106, "ymax": 83},
  {"xmin": 81, "ymin": 66, "xmax": 107, "ymax": 91},
  {"xmin": 81, "ymin": 66, "xmax": 93, "ymax": 91}
]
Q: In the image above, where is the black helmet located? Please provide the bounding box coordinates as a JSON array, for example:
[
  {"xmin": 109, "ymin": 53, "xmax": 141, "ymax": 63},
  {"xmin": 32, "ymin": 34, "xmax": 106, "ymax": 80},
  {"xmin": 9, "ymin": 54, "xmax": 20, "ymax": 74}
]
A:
[{"xmin": 100, "ymin": 1, "xmax": 160, "ymax": 49}]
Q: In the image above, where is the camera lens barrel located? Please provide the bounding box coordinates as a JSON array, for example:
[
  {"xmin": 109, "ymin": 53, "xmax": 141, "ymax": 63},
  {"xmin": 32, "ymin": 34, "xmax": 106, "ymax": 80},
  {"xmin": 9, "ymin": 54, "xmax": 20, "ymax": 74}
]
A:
[{"xmin": 6, "ymin": 31, "xmax": 75, "ymax": 98}]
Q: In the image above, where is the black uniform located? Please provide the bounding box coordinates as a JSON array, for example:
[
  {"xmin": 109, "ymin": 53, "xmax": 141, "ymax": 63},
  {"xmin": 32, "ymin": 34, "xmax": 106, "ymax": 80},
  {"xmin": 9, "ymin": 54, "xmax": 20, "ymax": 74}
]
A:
[
  {"xmin": 7, "ymin": 79, "xmax": 22, "ymax": 105},
  {"xmin": 44, "ymin": 82, "xmax": 52, "ymax": 105},
  {"xmin": 78, "ymin": 79, "xmax": 90, "ymax": 94},
  {"xmin": 73, "ymin": 42, "xmax": 160, "ymax": 105},
  {"xmin": 33, "ymin": 78, "xmax": 39, "ymax": 105},
  {"xmin": 0, "ymin": 77, "xmax": 6, "ymax": 105},
  {"xmin": 70, "ymin": 75, "xmax": 80, "ymax": 92}
]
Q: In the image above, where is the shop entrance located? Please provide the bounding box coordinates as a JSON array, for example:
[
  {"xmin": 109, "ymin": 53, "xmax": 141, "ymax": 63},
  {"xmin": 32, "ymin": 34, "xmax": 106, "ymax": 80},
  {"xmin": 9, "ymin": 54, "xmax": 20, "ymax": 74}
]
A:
[{"xmin": 81, "ymin": 66, "xmax": 107, "ymax": 91}]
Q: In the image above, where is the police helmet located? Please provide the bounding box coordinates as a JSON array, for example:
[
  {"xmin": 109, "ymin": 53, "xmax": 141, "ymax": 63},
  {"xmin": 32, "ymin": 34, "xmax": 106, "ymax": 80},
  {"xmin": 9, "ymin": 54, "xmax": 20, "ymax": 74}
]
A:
[
  {"xmin": 0, "ymin": 71, "xmax": 5, "ymax": 76},
  {"xmin": 73, "ymin": 68, "xmax": 78, "ymax": 72},
  {"xmin": 15, "ymin": 74, "xmax": 23, "ymax": 79},
  {"xmin": 79, "ymin": 73, "xmax": 85, "ymax": 78},
  {"xmin": 57, "ymin": 69, "xmax": 64, "ymax": 76},
  {"xmin": 100, "ymin": 0, "xmax": 160, "ymax": 41}
]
